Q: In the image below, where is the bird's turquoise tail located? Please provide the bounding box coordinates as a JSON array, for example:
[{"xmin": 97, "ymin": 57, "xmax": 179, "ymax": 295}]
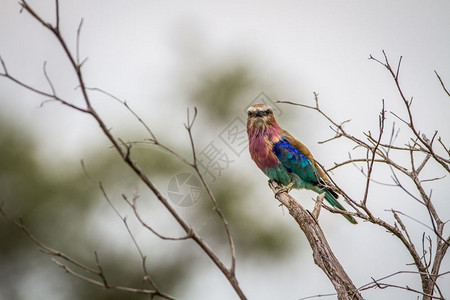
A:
[{"xmin": 322, "ymin": 190, "xmax": 358, "ymax": 224}]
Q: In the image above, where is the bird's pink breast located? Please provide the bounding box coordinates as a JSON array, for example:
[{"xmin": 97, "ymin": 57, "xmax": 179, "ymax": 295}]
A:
[{"xmin": 248, "ymin": 125, "xmax": 281, "ymax": 170}]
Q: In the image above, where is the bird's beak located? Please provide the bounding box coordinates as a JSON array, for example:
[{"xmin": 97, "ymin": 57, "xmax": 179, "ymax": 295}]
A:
[{"xmin": 254, "ymin": 110, "xmax": 264, "ymax": 118}]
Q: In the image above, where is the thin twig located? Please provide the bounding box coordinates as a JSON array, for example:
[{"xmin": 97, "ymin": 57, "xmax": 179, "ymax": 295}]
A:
[
  {"xmin": 279, "ymin": 59, "xmax": 450, "ymax": 299},
  {"xmin": 185, "ymin": 107, "xmax": 237, "ymax": 276},
  {"xmin": 434, "ymin": 70, "xmax": 450, "ymax": 98},
  {"xmin": 8, "ymin": 2, "xmax": 247, "ymax": 298},
  {"xmin": 98, "ymin": 183, "xmax": 162, "ymax": 289},
  {"xmin": 0, "ymin": 203, "xmax": 175, "ymax": 299},
  {"xmin": 76, "ymin": 18, "xmax": 84, "ymax": 66},
  {"xmin": 123, "ymin": 193, "xmax": 193, "ymax": 241},
  {"xmin": 362, "ymin": 100, "xmax": 386, "ymax": 205}
]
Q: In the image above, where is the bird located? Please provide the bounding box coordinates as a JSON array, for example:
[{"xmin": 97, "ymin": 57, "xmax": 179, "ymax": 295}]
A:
[{"xmin": 247, "ymin": 103, "xmax": 357, "ymax": 224}]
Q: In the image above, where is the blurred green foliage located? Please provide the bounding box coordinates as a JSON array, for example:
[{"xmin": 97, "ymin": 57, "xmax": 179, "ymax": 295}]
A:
[
  {"xmin": 0, "ymin": 63, "xmax": 301, "ymax": 299},
  {"xmin": 189, "ymin": 64, "xmax": 256, "ymax": 122},
  {"xmin": 0, "ymin": 119, "xmax": 189, "ymax": 300}
]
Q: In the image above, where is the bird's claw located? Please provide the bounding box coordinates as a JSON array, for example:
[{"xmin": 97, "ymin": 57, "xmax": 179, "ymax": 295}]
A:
[{"xmin": 274, "ymin": 181, "xmax": 294, "ymax": 197}]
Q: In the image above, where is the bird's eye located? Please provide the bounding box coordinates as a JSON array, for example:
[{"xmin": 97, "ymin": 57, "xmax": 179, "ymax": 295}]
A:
[{"xmin": 247, "ymin": 111, "xmax": 254, "ymax": 117}]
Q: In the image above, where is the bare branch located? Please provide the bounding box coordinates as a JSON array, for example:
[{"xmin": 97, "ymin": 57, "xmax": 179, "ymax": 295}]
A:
[
  {"xmin": 123, "ymin": 193, "xmax": 193, "ymax": 241},
  {"xmin": 304, "ymin": 269, "xmax": 449, "ymax": 300},
  {"xmin": 371, "ymin": 51, "xmax": 450, "ymax": 173},
  {"xmin": 76, "ymin": 18, "xmax": 84, "ymax": 66},
  {"xmin": 395, "ymin": 56, "xmax": 403, "ymax": 80},
  {"xmin": 362, "ymin": 100, "xmax": 386, "ymax": 205},
  {"xmin": 0, "ymin": 56, "xmax": 89, "ymax": 113},
  {"xmin": 97, "ymin": 183, "xmax": 162, "ymax": 289},
  {"xmin": 3, "ymin": 1, "xmax": 449, "ymax": 298},
  {"xmin": 0, "ymin": 55, "xmax": 9, "ymax": 75},
  {"xmin": 3, "ymin": 2, "xmax": 247, "ymax": 298},
  {"xmin": 392, "ymin": 209, "xmax": 414, "ymax": 248},
  {"xmin": 269, "ymin": 181, "xmax": 363, "ymax": 300},
  {"xmin": 434, "ymin": 70, "xmax": 450, "ymax": 98},
  {"xmin": 54, "ymin": 0, "xmax": 60, "ymax": 30},
  {"xmin": 185, "ymin": 107, "xmax": 199, "ymax": 165},
  {"xmin": 0, "ymin": 203, "xmax": 176, "ymax": 299},
  {"xmin": 43, "ymin": 61, "xmax": 56, "ymax": 96},
  {"xmin": 51, "ymin": 258, "xmax": 174, "ymax": 298},
  {"xmin": 312, "ymin": 193, "xmax": 325, "ymax": 219},
  {"xmin": 280, "ymin": 57, "xmax": 450, "ymax": 298},
  {"xmin": 420, "ymin": 175, "xmax": 446, "ymax": 183},
  {"xmin": 183, "ymin": 106, "xmax": 238, "ymax": 276},
  {"xmin": 328, "ymin": 157, "xmax": 389, "ymax": 172},
  {"xmin": 278, "ymin": 94, "xmax": 371, "ymax": 152}
]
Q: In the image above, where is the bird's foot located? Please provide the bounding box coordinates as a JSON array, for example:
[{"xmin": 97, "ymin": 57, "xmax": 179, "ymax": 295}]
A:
[{"xmin": 274, "ymin": 181, "xmax": 294, "ymax": 197}]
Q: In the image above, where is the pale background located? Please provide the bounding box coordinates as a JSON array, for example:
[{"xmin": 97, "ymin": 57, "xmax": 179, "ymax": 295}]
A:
[{"xmin": 1, "ymin": 1, "xmax": 449, "ymax": 299}]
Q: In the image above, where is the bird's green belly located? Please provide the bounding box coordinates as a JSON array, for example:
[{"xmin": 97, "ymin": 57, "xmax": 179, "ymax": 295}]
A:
[
  {"xmin": 264, "ymin": 164, "xmax": 292, "ymax": 186},
  {"xmin": 264, "ymin": 164, "xmax": 318, "ymax": 191}
]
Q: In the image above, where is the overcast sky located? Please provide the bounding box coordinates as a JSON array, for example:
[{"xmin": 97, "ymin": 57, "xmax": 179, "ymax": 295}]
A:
[{"xmin": 1, "ymin": 1, "xmax": 449, "ymax": 299}]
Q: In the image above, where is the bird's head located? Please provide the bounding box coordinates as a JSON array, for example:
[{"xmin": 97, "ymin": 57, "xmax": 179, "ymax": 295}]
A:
[{"xmin": 247, "ymin": 103, "xmax": 278, "ymax": 130}]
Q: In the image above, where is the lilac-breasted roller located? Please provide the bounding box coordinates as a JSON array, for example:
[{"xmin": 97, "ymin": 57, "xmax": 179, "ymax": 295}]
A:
[{"xmin": 247, "ymin": 103, "xmax": 357, "ymax": 224}]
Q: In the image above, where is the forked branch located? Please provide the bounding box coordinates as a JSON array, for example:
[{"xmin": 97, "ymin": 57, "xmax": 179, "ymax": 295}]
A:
[
  {"xmin": 278, "ymin": 51, "xmax": 449, "ymax": 299},
  {"xmin": 1, "ymin": 1, "xmax": 246, "ymax": 299},
  {"xmin": 269, "ymin": 181, "xmax": 363, "ymax": 300}
]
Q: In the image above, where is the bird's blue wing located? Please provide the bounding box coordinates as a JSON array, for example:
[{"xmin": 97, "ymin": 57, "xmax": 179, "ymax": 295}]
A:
[
  {"xmin": 272, "ymin": 135, "xmax": 358, "ymax": 224},
  {"xmin": 272, "ymin": 136, "xmax": 319, "ymax": 184}
]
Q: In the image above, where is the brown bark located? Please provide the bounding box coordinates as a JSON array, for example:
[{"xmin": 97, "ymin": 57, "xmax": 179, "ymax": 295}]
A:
[{"xmin": 269, "ymin": 181, "xmax": 362, "ymax": 300}]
